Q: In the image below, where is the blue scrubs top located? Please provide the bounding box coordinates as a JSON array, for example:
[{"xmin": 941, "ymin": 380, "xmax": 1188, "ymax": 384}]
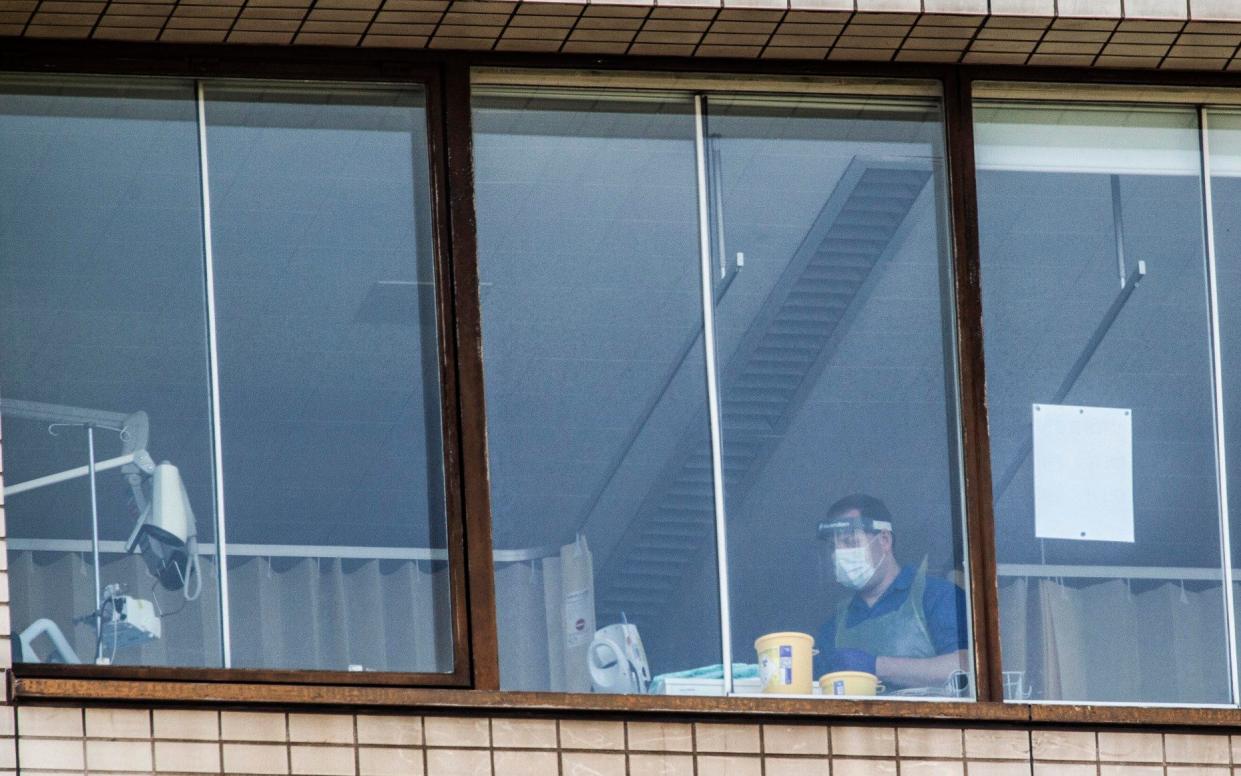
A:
[{"xmin": 813, "ymin": 564, "xmax": 968, "ymax": 677}]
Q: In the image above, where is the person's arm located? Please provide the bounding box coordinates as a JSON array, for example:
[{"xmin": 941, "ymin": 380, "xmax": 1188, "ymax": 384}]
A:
[{"xmin": 874, "ymin": 649, "xmax": 968, "ymax": 689}]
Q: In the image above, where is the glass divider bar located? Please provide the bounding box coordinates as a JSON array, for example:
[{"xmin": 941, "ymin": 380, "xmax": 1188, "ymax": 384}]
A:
[
  {"xmin": 195, "ymin": 81, "xmax": 232, "ymax": 669},
  {"xmin": 1198, "ymin": 106, "xmax": 1239, "ymax": 705},
  {"xmin": 693, "ymin": 93, "xmax": 734, "ymax": 694}
]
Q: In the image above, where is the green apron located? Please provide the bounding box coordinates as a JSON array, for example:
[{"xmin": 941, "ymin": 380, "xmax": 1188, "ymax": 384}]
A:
[{"xmin": 834, "ymin": 558, "xmax": 936, "ymax": 688}]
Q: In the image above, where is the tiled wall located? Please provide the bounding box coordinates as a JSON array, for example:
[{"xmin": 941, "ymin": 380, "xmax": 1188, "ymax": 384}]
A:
[
  {"xmin": 7, "ymin": 0, "xmax": 1241, "ymax": 69},
  {"xmin": 5, "ymin": 708, "xmax": 1241, "ymax": 775}
]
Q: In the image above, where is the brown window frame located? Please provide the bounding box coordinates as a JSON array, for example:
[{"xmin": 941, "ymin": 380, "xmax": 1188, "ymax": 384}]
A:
[{"xmin": 8, "ymin": 40, "xmax": 1241, "ymax": 730}]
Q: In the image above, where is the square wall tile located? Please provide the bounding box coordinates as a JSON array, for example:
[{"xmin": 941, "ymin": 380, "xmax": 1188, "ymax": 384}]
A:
[
  {"xmin": 1097, "ymin": 732, "xmax": 1162, "ymax": 763},
  {"xmin": 1164, "ymin": 733, "xmax": 1230, "ymax": 765},
  {"xmin": 695, "ymin": 723, "xmax": 760, "ymax": 754},
  {"xmin": 493, "ymin": 750, "xmax": 557, "ymax": 776},
  {"xmin": 424, "ymin": 717, "xmax": 489, "ymax": 748},
  {"xmin": 359, "ymin": 747, "xmax": 424, "ymax": 776},
  {"xmin": 18, "ymin": 706, "xmax": 83, "ymax": 737},
  {"xmin": 222, "ymin": 712, "xmax": 287, "ymax": 743},
  {"xmin": 764, "ymin": 758, "xmax": 831, "ymax": 776},
  {"xmin": 154, "ymin": 710, "xmax": 219, "ymax": 741},
  {"xmin": 898, "ymin": 728, "xmax": 962, "ymax": 758},
  {"xmin": 491, "ymin": 719, "xmax": 556, "ymax": 749},
  {"xmin": 1124, "ymin": 0, "xmax": 1187, "ymax": 17},
  {"xmin": 358, "ymin": 716, "xmax": 422, "ymax": 747},
  {"xmin": 833, "ymin": 758, "xmax": 897, "ymax": 776},
  {"xmin": 968, "ymin": 764, "xmax": 1032, "ymax": 776},
  {"xmin": 1192, "ymin": 0, "xmax": 1241, "ymax": 19},
  {"xmin": 696, "ymin": 755, "xmax": 761, "ymax": 776},
  {"xmin": 223, "ymin": 743, "xmax": 290, "ymax": 775},
  {"xmin": 562, "ymin": 752, "xmax": 625, "ymax": 776},
  {"xmin": 291, "ymin": 745, "xmax": 356, "ymax": 776},
  {"xmin": 86, "ymin": 739, "xmax": 154, "ymax": 772},
  {"xmin": 1031, "ymin": 730, "xmax": 1096, "ymax": 761},
  {"xmin": 155, "ymin": 741, "xmax": 222, "ymax": 773},
  {"xmin": 19, "ymin": 738, "xmax": 85, "ymax": 770},
  {"xmin": 289, "ymin": 714, "xmax": 354, "ymax": 745},
  {"xmin": 426, "ymin": 748, "xmax": 491, "ymax": 776},
  {"xmin": 989, "ymin": 0, "xmax": 1055, "ymax": 13},
  {"xmin": 763, "ymin": 725, "xmax": 829, "ymax": 755},
  {"xmin": 628, "ymin": 753, "xmax": 693, "ymax": 776},
  {"xmin": 627, "ymin": 722, "xmax": 693, "ymax": 752},
  {"xmin": 831, "ymin": 726, "xmax": 896, "ymax": 757},
  {"xmin": 85, "ymin": 708, "xmax": 150, "ymax": 739}
]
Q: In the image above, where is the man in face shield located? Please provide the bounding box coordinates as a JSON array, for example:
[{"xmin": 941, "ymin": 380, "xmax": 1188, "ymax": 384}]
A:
[{"xmin": 814, "ymin": 494, "xmax": 969, "ymax": 691}]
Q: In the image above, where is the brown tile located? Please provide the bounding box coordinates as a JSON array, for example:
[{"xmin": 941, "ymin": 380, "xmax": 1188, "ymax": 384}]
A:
[
  {"xmin": 562, "ymin": 752, "xmax": 625, "ymax": 776},
  {"xmin": 360, "ymin": 32, "xmax": 427, "ymax": 44},
  {"xmin": 155, "ymin": 741, "xmax": 222, "ymax": 773},
  {"xmin": 425, "ymin": 718, "xmax": 489, "ymax": 749},
  {"xmin": 359, "ymin": 747, "xmax": 424, "ymax": 776},
  {"xmin": 831, "ymin": 726, "xmax": 895, "ymax": 757}
]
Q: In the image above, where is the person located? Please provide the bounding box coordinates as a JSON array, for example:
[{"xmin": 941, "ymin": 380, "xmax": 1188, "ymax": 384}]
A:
[{"xmin": 814, "ymin": 494, "xmax": 969, "ymax": 691}]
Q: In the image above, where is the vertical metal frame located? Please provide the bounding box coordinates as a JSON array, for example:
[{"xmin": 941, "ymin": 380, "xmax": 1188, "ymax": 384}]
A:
[
  {"xmin": 1198, "ymin": 107, "xmax": 1241, "ymax": 704},
  {"xmin": 194, "ymin": 81, "xmax": 233, "ymax": 669},
  {"xmin": 441, "ymin": 61, "xmax": 501, "ymax": 690},
  {"xmin": 943, "ymin": 72, "xmax": 1004, "ymax": 703},
  {"xmin": 693, "ymin": 94, "xmax": 735, "ymax": 694}
]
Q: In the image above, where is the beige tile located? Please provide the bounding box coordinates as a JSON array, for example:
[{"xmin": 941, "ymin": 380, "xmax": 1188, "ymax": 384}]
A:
[
  {"xmin": 1031, "ymin": 730, "xmax": 1096, "ymax": 761},
  {"xmin": 1125, "ymin": 0, "xmax": 1189, "ymax": 17},
  {"xmin": 1101, "ymin": 767, "xmax": 1164, "ymax": 776},
  {"xmin": 561, "ymin": 751, "xmax": 625, "ymax": 776},
  {"xmin": 85, "ymin": 709, "xmax": 150, "ymax": 739},
  {"xmin": 833, "ymin": 758, "xmax": 897, "ymax": 776},
  {"xmin": 0, "ymin": 707, "xmax": 13, "ymax": 738},
  {"xmin": 491, "ymin": 719, "xmax": 557, "ymax": 749},
  {"xmin": 357, "ymin": 716, "xmax": 422, "ymax": 747},
  {"xmin": 561, "ymin": 720, "xmax": 626, "ymax": 751},
  {"xmin": 1059, "ymin": 0, "xmax": 1121, "ymax": 15},
  {"xmin": 989, "ymin": 0, "xmax": 1054, "ymax": 13},
  {"xmin": 966, "ymin": 764, "xmax": 1030, "ymax": 776},
  {"xmin": 154, "ymin": 710, "xmax": 219, "ymax": 741},
  {"xmin": 763, "ymin": 758, "xmax": 831, "ymax": 776},
  {"xmin": 628, "ymin": 753, "xmax": 693, "ymax": 776},
  {"xmin": 694, "ymin": 723, "xmax": 760, "ymax": 754},
  {"xmin": 359, "ymin": 747, "xmax": 423, "ymax": 776},
  {"xmin": 899, "ymin": 728, "xmax": 963, "ymax": 758},
  {"xmin": 1165, "ymin": 733, "xmax": 1230, "ymax": 765},
  {"xmin": 923, "ymin": 0, "xmax": 987, "ymax": 10},
  {"xmin": 493, "ymin": 750, "xmax": 557, "ymax": 776},
  {"xmin": 291, "ymin": 745, "xmax": 355, "ymax": 776},
  {"xmin": 18, "ymin": 738, "xmax": 85, "ymax": 771},
  {"xmin": 222, "ymin": 712, "xmax": 286, "ymax": 742},
  {"xmin": 695, "ymin": 755, "xmax": 761, "ymax": 776},
  {"xmin": 289, "ymin": 715, "xmax": 354, "ymax": 745},
  {"xmin": 1033, "ymin": 766, "xmax": 1096, "ymax": 776},
  {"xmin": 901, "ymin": 762, "xmax": 964, "ymax": 776},
  {"xmin": 223, "ymin": 743, "xmax": 290, "ymax": 775},
  {"xmin": 1193, "ymin": 0, "xmax": 1241, "ymax": 20},
  {"xmin": 1168, "ymin": 768, "xmax": 1228, "ymax": 776},
  {"xmin": 18, "ymin": 706, "xmax": 83, "ymax": 737},
  {"xmin": 0, "ymin": 739, "xmax": 14, "ymax": 770},
  {"xmin": 831, "ymin": 726, "xmax": 896, "ymax": 757},
  {"xmin": 155, "ymin": 741, "xmax": 221, "ymax": 773},
  {"xmin": 764, "ymin": 725, "xmax": 829, "ymax": 756},
  {"xmin": 425, "ymin": 718, "xmax": 489, "ymax": 749},
  {"xmin": 1097, "ymin": 732, "xmax": 1162, "ymax": 763},
  {"xmin": 627, "ymin": 722, "xmax": 693, "ymax": 752},
  {"xmin": 426, "ymin": 749, "xmax": 491, "ymax": 776},
  {"xmin": 86, "ymin": 739, "xmax": 154, "ymax": 772}
]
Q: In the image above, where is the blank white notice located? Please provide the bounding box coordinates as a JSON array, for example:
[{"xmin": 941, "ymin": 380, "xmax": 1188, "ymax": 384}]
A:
[{"xmin": 1032, "ymin": 403, "xmax": 1134, "ymax": 543}]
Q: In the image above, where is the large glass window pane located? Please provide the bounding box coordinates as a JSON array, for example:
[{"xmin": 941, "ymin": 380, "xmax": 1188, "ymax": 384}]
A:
[
  {"xmin": 706, "ymin": 95, "xmax": 972, "ymax": 699},
  {"xmin": 0, "ymin": 76, "xmax": 222, "ymax": 668},
  {"xmin": 976, "ymin": 102, "xmax": 1229, "ymax": 704},
  {"xmin": 203, "ymin": 84, "xmax": 451, "ymax": 673},
  {"xmin": 1205, "ymin": 109, "xmax": 1241, "ymax": 693},
  {"xmin": 474, "ymin": 88, "xmax": 722, "ymax": 693}
]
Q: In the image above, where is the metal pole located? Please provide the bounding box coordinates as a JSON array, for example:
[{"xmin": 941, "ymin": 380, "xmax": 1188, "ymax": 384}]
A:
[
  {"xmin": 694, "ymin": 94, "xmax": 734, "ymax": 693},
  {"xmin": 1199, "ymin": 107, "xmax": 1240, "ymax": 705},
  {"xmin": 87, "ymin": 425, "xmax": 103, "ymax": 663},
  {"xmin": 197, "ymin": 81, "xmax": 232, "ymax": 668}
]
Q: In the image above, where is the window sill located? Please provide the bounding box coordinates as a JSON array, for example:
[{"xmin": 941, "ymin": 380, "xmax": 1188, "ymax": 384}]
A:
[{"xmin": 12, "ymin": 672, "xmax": 1241, "ymax": 731}]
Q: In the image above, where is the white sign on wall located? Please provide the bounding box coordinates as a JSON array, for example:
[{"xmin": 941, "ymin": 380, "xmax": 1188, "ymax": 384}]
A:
[{"xmin": 1032, "ymin": 403, "xmax": 1134, "ymax": 543}]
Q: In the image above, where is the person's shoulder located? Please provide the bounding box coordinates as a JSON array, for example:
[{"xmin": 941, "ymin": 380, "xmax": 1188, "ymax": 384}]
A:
[{"xmin": 920, "ymin": 570, "xmax": 965, "ymax": 602}]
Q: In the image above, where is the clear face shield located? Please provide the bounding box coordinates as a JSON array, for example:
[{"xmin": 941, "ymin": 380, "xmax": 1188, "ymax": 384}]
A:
[{"xmin": 815, "ymin": 515, "xmax": 893, "ymax": 591}]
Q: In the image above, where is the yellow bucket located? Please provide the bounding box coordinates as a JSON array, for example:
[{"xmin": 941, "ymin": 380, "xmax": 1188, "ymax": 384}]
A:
[
  {"xmin": 754, "ymin": 632, "xmax": 814, "ymax": 694},
  {"xmin": 819, "ymin": 670, "xmax": 883, "ymax": 697}
]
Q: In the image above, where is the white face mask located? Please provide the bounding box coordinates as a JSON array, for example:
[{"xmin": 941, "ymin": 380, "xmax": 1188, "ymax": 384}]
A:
[{"xmin": 834, "ymin": 537, "xmax": 883, "ymax": 590}]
